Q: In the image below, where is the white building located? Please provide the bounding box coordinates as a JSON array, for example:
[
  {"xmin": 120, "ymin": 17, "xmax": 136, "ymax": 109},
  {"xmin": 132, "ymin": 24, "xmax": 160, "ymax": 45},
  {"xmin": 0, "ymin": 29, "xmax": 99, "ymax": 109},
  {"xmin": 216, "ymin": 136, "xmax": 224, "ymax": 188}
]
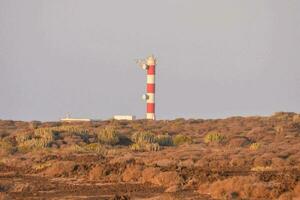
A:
[
  {"xmin": 60, "ymin": 117, "xmax": 91, "ymax": 122},
  {"xmin": 113, "ymin": 115, "xmax": 136, "ymax": 120}
]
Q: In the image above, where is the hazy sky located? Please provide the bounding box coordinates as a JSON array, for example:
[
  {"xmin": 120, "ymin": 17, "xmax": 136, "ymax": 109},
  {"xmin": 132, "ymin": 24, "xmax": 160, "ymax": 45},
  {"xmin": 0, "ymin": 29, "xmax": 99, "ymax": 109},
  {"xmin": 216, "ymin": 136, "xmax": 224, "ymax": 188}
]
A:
[{"xmin": 0, "ymin": 0, "xmax": 299, "ymax": 121}]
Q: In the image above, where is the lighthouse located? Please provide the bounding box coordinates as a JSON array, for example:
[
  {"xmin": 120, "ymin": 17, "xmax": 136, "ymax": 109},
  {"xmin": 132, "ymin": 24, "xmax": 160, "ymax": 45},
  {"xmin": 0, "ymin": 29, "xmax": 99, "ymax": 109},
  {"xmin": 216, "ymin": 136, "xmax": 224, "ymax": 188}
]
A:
[{"xmin": 137, "ymin": 55, "xmax": 157, "ymax": 120}]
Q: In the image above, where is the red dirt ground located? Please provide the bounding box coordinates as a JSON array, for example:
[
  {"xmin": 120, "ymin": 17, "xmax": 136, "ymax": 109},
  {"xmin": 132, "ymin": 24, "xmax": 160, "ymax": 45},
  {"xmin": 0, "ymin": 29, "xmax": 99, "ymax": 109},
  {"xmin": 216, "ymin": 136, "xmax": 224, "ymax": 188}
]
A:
[{"xmin": 0, "ymin": 112, "xmax": 299, "ymax": 199}]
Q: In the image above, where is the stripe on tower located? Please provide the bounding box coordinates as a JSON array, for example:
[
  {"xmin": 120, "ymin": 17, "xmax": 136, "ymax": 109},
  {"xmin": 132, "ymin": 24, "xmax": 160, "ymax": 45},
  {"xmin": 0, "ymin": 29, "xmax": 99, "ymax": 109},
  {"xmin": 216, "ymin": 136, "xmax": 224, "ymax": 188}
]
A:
[
  {"xmin": 147, "ymin": 75, "xmax": 155, "ymax": 84},
  {"xmin": 147, "ymin": 65, "xmax": 155, "ymax": 75},
  {"xmin": 147, "ymin": 84, "xmax": 155, "ymax": 93},
  {"xmin": 147, "ymin": 103, "xmax": 155, "ymax": 113}
]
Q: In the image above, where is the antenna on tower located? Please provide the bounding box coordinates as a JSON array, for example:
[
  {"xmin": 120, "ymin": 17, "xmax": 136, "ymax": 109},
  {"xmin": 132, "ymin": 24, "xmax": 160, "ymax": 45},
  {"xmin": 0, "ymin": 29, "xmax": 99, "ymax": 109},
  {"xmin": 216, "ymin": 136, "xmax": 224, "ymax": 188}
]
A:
[{"xmin": 136, "ymin": 59, "xmax": 148, "ymax": 70}]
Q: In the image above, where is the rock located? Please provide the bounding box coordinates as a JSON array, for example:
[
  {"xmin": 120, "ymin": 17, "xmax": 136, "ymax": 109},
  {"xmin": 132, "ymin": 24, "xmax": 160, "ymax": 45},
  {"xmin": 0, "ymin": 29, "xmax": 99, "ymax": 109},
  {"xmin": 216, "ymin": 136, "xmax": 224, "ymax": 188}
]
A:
[
  {"xmin": 110, "ymin": 194, "xmax": 130, "ymax": 200},
  {"xmin": 165, "ymin": 185, "xmax": 180, "ymax": 193},
  {"xmin": 0, "ymin": 193, "xmax": 11, "ymax": 200},
  {"xmin": 227, "ymin": 136, "xmax": 251, "ymax": 148},
  {"xmin": 152, "ymin": 171, "xmax": 181, "ymax": 187},
  {"xmin": 141, "ymin": 167, "xmax": 160, "ymax": 183},
  {"xmin": 43, "ymin": 161, "xmax": 76, "ymax": 177},
  {"xmin": 89, "ymin": 165, "xmax": 105, "ymax": 180},
  {"xmin": 122, "ymin": 165, "xmax": 143, "ymax": 182},
  {"xmin": 153, "ymin": 159, "xmax": 176, "ymax": 168}
]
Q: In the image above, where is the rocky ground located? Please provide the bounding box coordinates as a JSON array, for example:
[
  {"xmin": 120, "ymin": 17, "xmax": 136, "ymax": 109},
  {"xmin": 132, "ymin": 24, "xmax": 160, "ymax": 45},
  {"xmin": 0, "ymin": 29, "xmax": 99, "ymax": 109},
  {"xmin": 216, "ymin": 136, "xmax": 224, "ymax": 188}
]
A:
[{"xmin": 0, "ymin": 112, "xmax": 300, "ymax": 199}]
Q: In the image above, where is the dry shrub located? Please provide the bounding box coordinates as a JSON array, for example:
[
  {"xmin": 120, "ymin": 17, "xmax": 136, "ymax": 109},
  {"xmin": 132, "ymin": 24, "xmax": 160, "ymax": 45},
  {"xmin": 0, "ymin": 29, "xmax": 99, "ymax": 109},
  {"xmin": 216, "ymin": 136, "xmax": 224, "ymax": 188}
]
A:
[
  {"xmin": 16, "ymin": 128, "xmax": 59, "ymax": 153},
  {"xmin": 84, "ymin": 143, "xmax": 106, "ymax": 155},
  {"xmin": 65, "ymin": 143, "xmax": 107, "ymax": 156},
  {"xmin": 131, "ymin": 131, "xmax": 155, "ymax": 144},
  {"xmin": 0, "ymin": 140, "xmax": 15, "ymax": 156},
  {"xmin": 15, "ymin": 131, "xmax": 33, "ymax": 143},
  {"xmin": 56, "ymin": 126, "xmax": 90, "ymax": 142},
  {"xmin": 130, "ymin": 142, "xmax": 160, "ymax": 152},
  {"xmin": 155, "ymin": 134, "xmax": 173, "ymax": 146},
  {"xmin": 172, "ymin": 134, "xmax": 193, "ymax": 146},
  {"xmin": 198, "ymin": 176, "xmax": 276, "ymax": 199},
  {"xmin": 130, "ymin": 131, "xmax": 161, "ymax": 151},
  {"xmin": 145, "ymin": 143, "xmax": 160, "ymax": 151},
  {"xmin": 34, "ymin": 128, "xmax": 59, "ymax": 141},
  {"xmin": 17, "ymin": 138, "xmax": 51, "ymax": 152},
  {"xmin": 95, "ymin": 127, "xmax": 119, "ymax": 145},
  {"xmin": 54, "ymin": 126, "xmax": 89, "ymax": 135},
  {"xmin": 32, "ymin": 162, "xmax": 52, "ymax": 171},
  {"xmin": 129, "ymin": 143, "xmax": 143, "ymax": 151},
  {"xmin": 249, "ymin": 142, "xmax": 261, "ymax": 150},
  {"xmin": 204, "ymin": 131, "xmax": 225, "ymax": 144}
]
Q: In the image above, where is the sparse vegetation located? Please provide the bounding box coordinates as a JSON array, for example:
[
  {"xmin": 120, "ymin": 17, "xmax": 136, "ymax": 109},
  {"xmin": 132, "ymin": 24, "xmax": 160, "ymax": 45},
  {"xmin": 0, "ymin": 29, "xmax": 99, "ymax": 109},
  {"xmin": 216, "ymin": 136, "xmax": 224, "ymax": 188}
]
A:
[
  {"xmin": 249, "ymin": 142, "xmax": 261, "ymax": 151},
  {"xmin": 84, "ymin": 143, "xmax": 107, "ymax": 154},
  {"xmin": 204, "ymin": 131, "xmax": 225, "ymax": 144},
  {"xmin": 131, "ymin": 131, "xmax": 155, "ymax": 144},
  {"xmin": 95, "ymin": 127, "xmax": 120, "ymax": 145},
  {"xmin": 0, "ymin": 112, "xmax": 299, "ymax": 199},
  {"xmin": 17, "ymin": 138, "xmax": 51, "ymax": 152},
  {"xmin": 130, "ymin": 131, "xmax": 163, "ymax": 151},
  {"xmin": 145, "ymin": 142, "xmax": 160, "ymax": 151},
  {"xmin": 155, "ymin": 134, "xmax": 173, "ymax": 146},
  {"xmin": 34, "ymin": 128, "xmax": 59, "ymax": 141},
  {"xmin": 0, "ymin": 139, "xmax": 15, "ymax": 156},
  {"xmin": 130, "ymin": 141, "xmax": 161, "ymax": 152},
  {"xmin": 15, "ymin": 131, "xmax": 33, "ymax": 143},
  {"xmin": 173, "ymin": 134, "xmax": 193, "ymax": 146}
]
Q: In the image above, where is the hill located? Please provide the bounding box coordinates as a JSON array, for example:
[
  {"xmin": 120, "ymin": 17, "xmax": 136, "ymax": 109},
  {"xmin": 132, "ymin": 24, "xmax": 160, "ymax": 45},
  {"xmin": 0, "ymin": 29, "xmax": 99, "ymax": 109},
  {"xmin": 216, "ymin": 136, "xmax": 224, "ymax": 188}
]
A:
[{"xmin": 0, "ymin": 112, "xmax": 300, "ymax": 199}]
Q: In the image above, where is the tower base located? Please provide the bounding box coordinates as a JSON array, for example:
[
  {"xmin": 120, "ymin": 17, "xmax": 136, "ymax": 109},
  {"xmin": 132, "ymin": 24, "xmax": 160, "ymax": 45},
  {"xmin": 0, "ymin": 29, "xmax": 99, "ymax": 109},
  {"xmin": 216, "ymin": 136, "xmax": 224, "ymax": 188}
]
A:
[{"xmin": 146, "ymin": 113, "xmax": 155, "ymax": 120}]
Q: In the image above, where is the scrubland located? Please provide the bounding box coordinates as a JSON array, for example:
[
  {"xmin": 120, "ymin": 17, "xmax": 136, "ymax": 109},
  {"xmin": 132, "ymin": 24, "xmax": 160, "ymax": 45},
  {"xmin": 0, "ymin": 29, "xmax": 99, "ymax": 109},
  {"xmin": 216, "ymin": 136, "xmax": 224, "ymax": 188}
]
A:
[{"xmin": 0, "ymin": 112, "xmax": 300, "ymax": 199}]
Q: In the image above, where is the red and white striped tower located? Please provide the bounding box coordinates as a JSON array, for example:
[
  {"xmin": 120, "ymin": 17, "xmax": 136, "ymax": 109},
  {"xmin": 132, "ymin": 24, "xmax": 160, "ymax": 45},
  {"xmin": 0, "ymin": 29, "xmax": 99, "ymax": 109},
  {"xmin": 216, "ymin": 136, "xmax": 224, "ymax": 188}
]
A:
[{"xmin": 138, "ymin": 55, "xmax": 157, "ymax": 120}]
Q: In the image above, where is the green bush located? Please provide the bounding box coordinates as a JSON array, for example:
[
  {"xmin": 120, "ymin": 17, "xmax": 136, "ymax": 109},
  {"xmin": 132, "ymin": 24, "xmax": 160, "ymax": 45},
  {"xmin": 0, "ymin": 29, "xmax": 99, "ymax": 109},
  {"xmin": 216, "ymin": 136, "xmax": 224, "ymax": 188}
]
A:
[
  {"xmin": 173, "ymin": 134, "xmax": 193, "ymax": 146},
  {"xmin": 204, "ymin": 131, "xmax": 225, "ymax": 144},
  {"xmin": 67, "ymin": 143, "xmax": 107, "ymax": 155},
  {"xmin": 131, "ymin": 131, "xmax": 155, "ymax": 144},
  {"xmin": 155, "ymin": 134, "xmax": 173, "ymax": 146},
  {"xmin": 95, "ymin": 127, "xmax": 119, "ymax": 145}
]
